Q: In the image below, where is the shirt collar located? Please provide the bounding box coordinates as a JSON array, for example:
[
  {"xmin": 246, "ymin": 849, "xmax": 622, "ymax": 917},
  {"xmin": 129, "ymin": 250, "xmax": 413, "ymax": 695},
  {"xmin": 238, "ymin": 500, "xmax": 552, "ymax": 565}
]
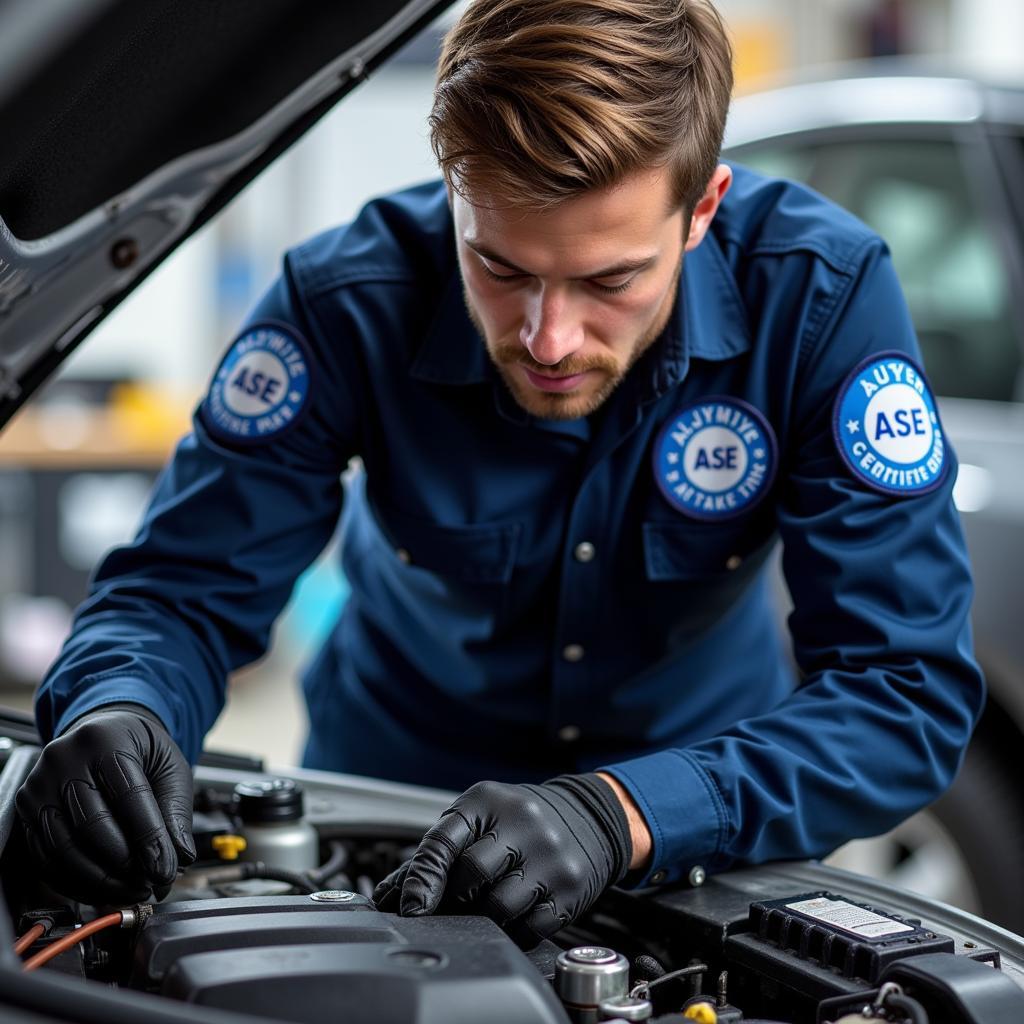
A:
[
  {"xmin": 409, "ymin": 223, "xmax": 750, "ymax": 390},
  {"xmin": 680, "ymin": 227, "xmax": 752, "ymax": 362}
]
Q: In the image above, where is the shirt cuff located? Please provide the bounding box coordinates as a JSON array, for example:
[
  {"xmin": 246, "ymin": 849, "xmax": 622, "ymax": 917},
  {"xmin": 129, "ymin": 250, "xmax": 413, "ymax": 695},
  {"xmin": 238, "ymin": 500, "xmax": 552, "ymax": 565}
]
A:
[
  {"xmin": 49, "ymin": 677, "xmax": 178, "ymax": 748},
  {"xmin": 597, "ymin": 748, "xmax": 727, "ymax": 889}
]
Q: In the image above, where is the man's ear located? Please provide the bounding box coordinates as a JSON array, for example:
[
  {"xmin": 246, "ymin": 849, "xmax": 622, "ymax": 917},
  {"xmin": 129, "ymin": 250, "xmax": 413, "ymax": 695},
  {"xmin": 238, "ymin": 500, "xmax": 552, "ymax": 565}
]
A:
[{"xmin": 684, "ymin": 164, "xmax": 733, "ymax": 252}]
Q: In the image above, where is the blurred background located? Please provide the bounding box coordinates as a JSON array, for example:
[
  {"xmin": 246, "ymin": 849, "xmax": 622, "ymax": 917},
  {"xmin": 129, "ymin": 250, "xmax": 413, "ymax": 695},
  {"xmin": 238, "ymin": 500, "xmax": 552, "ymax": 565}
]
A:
[{"xmin": 0, "ymin": 2, "xmax": 1022, "ymax": 926}]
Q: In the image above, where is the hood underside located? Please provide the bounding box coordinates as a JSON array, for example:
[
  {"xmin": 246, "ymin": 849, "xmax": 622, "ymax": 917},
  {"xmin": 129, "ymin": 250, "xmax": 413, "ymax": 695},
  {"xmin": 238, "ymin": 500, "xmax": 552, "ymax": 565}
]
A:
[{"xmin": 0, "ymin": 0, "xmax": 452, "ymax": 427}]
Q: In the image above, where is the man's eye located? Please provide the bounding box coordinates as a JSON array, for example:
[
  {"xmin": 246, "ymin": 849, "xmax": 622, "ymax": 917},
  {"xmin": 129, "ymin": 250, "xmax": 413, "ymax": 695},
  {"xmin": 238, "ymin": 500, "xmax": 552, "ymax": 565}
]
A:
[
  {"xmin": 590, "ymin": 277, "xmax": 634, "ymax": 295},
  {"xmin": 481, "ymin": 262, "xmax": 524, "ymax": 284}
]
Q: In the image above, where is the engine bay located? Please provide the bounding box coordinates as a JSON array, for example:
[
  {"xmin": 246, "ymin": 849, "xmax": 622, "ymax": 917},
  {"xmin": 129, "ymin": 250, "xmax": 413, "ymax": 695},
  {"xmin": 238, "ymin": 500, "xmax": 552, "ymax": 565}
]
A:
[{"xmin": 3, "ymin": 726, "xmax": 1024, "ymax": 1024}]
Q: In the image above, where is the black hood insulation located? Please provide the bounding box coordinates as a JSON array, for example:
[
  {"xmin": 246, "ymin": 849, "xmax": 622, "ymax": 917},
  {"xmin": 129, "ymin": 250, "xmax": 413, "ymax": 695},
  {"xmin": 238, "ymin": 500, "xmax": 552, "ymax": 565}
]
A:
[{"xmin": 0, "ymin": 0, "xmax": 428, "ymax": 241}]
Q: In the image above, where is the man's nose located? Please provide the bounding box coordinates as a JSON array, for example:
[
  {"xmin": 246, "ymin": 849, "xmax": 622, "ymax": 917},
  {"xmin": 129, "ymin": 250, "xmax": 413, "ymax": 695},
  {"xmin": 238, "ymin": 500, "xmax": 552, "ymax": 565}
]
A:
[{"xmin": 519, "ymin": 284, "xmax": 584, "ymax": 366}]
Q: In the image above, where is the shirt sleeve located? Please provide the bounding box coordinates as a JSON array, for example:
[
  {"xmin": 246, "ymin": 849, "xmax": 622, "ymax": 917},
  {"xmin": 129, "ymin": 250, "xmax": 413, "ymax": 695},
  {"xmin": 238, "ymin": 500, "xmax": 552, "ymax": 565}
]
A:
[
  {"xmin": 601, "ymin": 242, "xmax": 984, "ymax": 887},
  {"xmin": 33, "ymin": 254, "xmax": 359, "ymax": 764}
]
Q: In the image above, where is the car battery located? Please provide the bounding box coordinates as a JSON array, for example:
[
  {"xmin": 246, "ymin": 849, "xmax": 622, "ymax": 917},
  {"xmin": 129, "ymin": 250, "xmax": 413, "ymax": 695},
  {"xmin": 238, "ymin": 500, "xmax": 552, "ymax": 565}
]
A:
[{"xmin": 724, "ymin": 891, "xmax": 955, "ymax": 1005}]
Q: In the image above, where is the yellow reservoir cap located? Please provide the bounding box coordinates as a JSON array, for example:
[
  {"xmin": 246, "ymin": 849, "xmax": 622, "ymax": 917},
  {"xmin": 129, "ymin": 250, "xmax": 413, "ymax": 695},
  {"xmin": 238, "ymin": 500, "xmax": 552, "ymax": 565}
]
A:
[
  {"xmin": 683, "ymin": 1003, "xmax": 718, "ymax": 1024},
  {"xmin": 211, "ymin": 834, "xmax": 248, "ymax": 861}
]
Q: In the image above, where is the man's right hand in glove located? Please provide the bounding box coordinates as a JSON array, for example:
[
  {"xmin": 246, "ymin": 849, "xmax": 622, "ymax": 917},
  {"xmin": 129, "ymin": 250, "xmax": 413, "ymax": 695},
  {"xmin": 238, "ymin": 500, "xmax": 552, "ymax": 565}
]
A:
[{"xmin": 15, "ymin": 703, "xmax": 196, "ymax": 905}]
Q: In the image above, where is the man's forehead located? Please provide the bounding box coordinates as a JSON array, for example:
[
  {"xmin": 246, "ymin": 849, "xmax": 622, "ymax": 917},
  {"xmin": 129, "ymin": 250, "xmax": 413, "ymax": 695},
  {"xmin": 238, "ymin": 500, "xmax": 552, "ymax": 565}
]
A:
[{"xmin": 453, "ymin": 168, "xmax": 681, "ymax": 268}]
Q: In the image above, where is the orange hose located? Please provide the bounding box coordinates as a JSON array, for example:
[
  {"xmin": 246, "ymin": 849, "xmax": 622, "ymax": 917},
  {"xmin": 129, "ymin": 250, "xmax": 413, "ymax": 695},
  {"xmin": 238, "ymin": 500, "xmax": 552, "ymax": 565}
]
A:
[
  {"xmin": 13, "ymin": 922, "xmax": 46, "ymax": 957},
  {"xmin": 21, "ymin": 912, "xmax": 123, "ymax": 972}
]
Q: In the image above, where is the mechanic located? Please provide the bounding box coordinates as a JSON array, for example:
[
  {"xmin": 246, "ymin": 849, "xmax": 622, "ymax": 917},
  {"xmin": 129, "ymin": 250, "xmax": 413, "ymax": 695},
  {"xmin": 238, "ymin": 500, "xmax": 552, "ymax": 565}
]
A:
[{"xmin": 17, "ymin": 0, "xmax": 982, "ymax": 950}]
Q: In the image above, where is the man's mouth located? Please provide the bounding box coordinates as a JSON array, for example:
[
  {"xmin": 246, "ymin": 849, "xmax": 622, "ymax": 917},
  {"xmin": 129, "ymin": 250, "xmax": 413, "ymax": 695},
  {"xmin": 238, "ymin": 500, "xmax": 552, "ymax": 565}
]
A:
[{"xmin": 522, "ymin": 367, "xmax": 590, "ymax": 393}]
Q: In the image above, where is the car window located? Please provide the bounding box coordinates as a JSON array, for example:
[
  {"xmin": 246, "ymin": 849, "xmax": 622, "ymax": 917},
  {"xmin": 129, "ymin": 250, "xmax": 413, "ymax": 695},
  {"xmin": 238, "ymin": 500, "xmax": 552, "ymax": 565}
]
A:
[{"xmin": 732, "ymin": 138, "xmax": 1021, "ymax": 402}]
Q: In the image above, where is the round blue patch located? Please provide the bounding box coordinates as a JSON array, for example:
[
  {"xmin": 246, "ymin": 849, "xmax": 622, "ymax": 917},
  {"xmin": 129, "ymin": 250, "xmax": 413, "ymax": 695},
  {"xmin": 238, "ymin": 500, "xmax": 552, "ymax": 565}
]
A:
[
  {"xmin": 832, "ymin": 351, "xmax": 948, "ymax": 497},
  {"xmin": 203, "ymin": 321, "xmax": 312, "ymax": 445},
  {"xmin": 653, "ymin": 396, "xmax": 778, "ymax": 520}
]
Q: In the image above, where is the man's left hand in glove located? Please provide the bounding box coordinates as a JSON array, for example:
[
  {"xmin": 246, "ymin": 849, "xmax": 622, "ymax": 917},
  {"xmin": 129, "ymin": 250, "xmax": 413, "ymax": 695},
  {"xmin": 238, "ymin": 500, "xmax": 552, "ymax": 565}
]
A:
[{"xmin": 373, "ymin": 771, "xmax": 652, "ymax": 949}]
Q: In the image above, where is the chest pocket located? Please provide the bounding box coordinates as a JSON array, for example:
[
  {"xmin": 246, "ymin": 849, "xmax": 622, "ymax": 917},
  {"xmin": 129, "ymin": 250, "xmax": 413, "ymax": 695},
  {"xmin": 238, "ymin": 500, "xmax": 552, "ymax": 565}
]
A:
[
  {"xmin": 642, "ymin": 518, "xmax": 776, "ymax": 581},
  {"xmin": 371, "ymin": 500, "xmax": 521, "ymax": 585}
]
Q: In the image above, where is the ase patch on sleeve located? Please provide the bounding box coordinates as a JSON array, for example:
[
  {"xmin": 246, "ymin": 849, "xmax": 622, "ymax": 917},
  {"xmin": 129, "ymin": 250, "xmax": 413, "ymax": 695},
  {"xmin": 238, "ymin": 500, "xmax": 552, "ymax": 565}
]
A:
[
  {"xmin": 203, "ymin": 321, "xmax": 312, "ymax": 446},
  {"xmin": 832, "ymin": 351, "xmax": 948, "ymax": 497}
]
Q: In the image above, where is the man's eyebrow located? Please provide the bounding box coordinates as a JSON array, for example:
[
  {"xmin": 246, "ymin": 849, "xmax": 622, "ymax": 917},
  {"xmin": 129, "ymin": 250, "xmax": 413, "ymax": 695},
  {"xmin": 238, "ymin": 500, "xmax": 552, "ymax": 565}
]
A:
[{"xmin": 464, "ymin": 239, "xmax": 656, "ymax": 279}]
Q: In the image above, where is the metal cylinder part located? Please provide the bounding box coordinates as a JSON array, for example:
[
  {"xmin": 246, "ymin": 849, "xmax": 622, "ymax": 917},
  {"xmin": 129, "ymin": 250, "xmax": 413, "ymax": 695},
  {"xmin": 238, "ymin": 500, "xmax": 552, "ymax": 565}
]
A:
[
  {"xmin": 555, "ymin": 946, "xmax": 630, "ymax": 1023},
  {"xmin": 599, "ymin": 995, "xmax": 653, "ymax": 1020},
  {"xmin": 233, "ymin": 778, "xmax": 319, "ymax": 872}
]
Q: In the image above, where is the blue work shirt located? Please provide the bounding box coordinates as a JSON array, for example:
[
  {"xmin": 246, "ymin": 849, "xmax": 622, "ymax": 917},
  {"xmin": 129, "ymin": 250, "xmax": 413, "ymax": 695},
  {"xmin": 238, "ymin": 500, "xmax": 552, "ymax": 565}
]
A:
[{"xmin": 35, "ymin": 167, "xmax": 983, "ymax": 888}]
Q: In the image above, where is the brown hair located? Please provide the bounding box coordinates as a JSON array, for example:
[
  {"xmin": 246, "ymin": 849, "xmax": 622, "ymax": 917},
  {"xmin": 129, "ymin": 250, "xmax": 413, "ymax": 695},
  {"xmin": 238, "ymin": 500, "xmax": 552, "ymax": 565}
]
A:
[{"xmin": 430, "ymin": 0, "xmax": 733, "ymax": 212}]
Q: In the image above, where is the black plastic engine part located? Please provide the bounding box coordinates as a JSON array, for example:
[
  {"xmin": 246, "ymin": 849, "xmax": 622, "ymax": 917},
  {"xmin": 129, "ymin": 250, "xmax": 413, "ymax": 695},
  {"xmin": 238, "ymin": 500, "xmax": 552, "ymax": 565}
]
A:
[
  {"xmin": 628, "ymin": 874, "xmax": 1024, "ymax": 1023},
  {"xmin": 881, "ymin": 951, "xmax": 1024, "ymax": 1024},
  {"xmin": 131, "ymin": 895, "xmax": 569, "ymax": 1024},
  {"xmin": 749, "ymin": 892, "xmax": 955, "ymax": 983},
  {"xmin": 132, "ymin": 894, "xmax": 377, "ymax": 985},
  {"xmin": 723, "ymin": 892, "xmax": 959, "ymax": 1012}
]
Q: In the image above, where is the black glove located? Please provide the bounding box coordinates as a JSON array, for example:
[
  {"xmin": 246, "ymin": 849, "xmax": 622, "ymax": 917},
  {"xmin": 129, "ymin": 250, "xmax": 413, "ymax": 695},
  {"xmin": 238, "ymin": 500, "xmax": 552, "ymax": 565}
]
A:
[
  {"xmin": 373, "ymin": 774, "xmax": 632, "ymax": 948},
  {"xmin": 15, "ymin": 702, "xmax": 196, "ymax": 905}
]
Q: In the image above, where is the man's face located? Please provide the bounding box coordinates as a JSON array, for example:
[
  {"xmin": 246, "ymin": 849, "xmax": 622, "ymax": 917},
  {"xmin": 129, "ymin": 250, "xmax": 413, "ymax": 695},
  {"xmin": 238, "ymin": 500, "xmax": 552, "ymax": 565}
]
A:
[{"xmin": 452, "ymin": 166, "xmax": 688, "ymax": 420}]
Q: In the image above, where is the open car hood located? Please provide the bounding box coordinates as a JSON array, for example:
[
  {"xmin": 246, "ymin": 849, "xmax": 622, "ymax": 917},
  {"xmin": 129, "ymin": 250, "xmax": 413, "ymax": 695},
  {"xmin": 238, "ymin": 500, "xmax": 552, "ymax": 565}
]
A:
[{"xmin": 0, "ymin": 0, "xmax": 453, "ymax": 429}]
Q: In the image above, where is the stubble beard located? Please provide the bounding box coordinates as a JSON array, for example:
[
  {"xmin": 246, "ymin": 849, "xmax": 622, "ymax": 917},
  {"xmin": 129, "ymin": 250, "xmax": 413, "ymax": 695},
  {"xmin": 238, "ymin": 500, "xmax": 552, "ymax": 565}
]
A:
[{"xmin": 463, "ymin": 257, "xmax": 682, "ymax": 421}]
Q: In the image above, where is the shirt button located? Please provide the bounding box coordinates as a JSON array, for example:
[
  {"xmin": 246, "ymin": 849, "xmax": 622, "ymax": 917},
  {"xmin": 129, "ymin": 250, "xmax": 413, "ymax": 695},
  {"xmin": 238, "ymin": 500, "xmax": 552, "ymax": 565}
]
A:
[
  {"xmin": 562, "ymin": 644, "xmax": 585, "ymax": 662},
  {"xmin": 650, "ymin": 870, "xmax": 667, "ymax": 885},
  {"xmin": 558, "ymin": 725, "xmax": 581, "ymax": 742},
  {"xmin": 396, "ymin": 548, "xmax": 411, "ymax": 564},
  {"xmin": 725, "ymin": 554, "xmax": 742, "ymax": 570},
  {"xmin": 573, "ymin": 541, "xmax": 596, "ymax": 563}
]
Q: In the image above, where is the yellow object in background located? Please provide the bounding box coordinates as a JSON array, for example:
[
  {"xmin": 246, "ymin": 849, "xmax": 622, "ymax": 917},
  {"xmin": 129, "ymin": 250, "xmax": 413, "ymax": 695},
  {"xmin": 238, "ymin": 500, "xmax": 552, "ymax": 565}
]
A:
[
  {"xmin": 108, "ymin": 381, "xmax": 196, "ymax": 452},
  {"xmin": 0, "ymin": 380, "xmax": 198, "ymax": 467},
  {"xmin": 683, "ymin": 1002, "xmax": 718, "ymax": 1024},
  {"xmin": 731, "ymin": 18, "xmax": 792, "ymax": 93},
  {"xmin": 211, "ymin": 835, "xmax": 248, "ymax": 861}
]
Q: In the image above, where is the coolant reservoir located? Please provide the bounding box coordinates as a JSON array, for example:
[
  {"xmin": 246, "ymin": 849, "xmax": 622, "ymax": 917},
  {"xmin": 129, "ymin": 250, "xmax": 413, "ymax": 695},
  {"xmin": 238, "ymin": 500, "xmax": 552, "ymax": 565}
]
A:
[
  {"xmin": 555, "ymin": 946, "xmax": 630, "ymax": 1024},
  {"xmin": 233, "ymin": 777, "xmax": 319, "ymax": 872}
]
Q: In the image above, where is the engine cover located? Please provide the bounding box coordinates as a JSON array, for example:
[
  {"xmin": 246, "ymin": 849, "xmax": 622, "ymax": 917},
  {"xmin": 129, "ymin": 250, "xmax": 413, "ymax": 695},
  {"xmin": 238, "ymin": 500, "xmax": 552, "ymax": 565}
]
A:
[{"xmin": 131, "ymin": 893, "xmax": 567, "ymax": 1024}]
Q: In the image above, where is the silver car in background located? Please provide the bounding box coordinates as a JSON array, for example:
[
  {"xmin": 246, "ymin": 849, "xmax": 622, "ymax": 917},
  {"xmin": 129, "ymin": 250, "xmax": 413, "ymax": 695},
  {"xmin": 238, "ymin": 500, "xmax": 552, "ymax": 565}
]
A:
[{"xmin": 725, "ymin": 68, "xmax": 1024, "ymax": 933}]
